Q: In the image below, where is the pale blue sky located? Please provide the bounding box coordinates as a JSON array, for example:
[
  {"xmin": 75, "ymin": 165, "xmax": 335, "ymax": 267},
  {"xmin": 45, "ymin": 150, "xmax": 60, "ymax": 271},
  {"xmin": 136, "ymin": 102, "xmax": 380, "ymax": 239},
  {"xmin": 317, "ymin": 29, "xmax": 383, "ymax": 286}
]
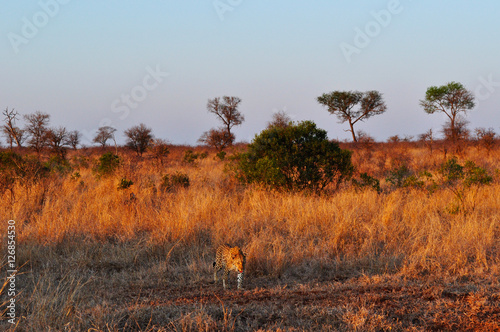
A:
[{"xmin": 2, "ymin": 1, "xmax": 499, "ymax": 145}]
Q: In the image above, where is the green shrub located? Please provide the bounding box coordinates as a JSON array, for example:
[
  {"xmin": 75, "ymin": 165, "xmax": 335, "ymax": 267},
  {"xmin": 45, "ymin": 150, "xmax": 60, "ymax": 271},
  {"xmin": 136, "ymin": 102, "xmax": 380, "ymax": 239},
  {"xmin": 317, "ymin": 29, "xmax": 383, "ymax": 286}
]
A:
[
  {"xmin": 160, "ymin": 172, "xmax": 190, "ymax": 192},
  {"xmin": 0, "ymin": 151, "xmax": 23, "ymax": 190},
  {"xmin": 183, "ymin": 149, "xmax": 208, "ymax": 165},
  {"xmin": 439, "ymin": 157, "xmax": 464, "ymax": 183},
  {"xmin": 183, "ymin": 149, "xmax": 198, "ymax": 165},
  {"xmin": 117, "ymin": 178, "xmax": 133, "ymax": 190},
  {"xmin": 439, "ymin": 157, "xmax": 493, "ymax": 214},
  {"xmin": 216, "ymin": 151, "xmax": 226, "ymax": 161},
  {"xmin": 352, "ymin": 173, "xmax": 381, "ymax": 192},
  {"xmin": 233, "ymin": 120, "xmax": 353, "ymax": 192},
  {"xmin": 439, "ymin": 158, "xmax": 492, "ymax": 187},
  {"xmin": 463, "ymin": 161, "xmax": 493, "ymax": 187},
  {"xmin": 71, "ymin": 155, "xmax": 90, "ymax": 169},
  {"xmin": 0, "ymin": 151, "xmax": 23, "ymax": 170},
  {"xmin": 95, "ymin": 153, "xmax": 120, "ymax": 177},
  {"xmin": 44, "ymin": 155, "xmax": 72, "ymax": 174},
  {"xmin": 386, "ymin": 165, "xmax": 412, "ymax": 188},
  {"xmin": 70, "ymin": 172, "xmax": 81, "ymax": 180}
]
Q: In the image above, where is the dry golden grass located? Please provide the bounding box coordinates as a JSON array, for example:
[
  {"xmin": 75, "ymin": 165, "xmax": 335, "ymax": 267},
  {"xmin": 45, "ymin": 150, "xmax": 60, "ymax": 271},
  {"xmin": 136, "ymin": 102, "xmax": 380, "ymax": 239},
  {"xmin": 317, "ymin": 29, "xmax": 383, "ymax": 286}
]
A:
[{"xmin": 1, "ymin": 142, "xmax": 500, "ymax": 331}]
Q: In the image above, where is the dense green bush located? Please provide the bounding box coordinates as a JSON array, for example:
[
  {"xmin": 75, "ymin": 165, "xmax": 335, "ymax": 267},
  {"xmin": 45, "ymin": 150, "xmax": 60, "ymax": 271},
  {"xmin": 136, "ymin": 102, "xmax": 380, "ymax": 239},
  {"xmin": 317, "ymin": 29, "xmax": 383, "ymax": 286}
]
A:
[
  {"xmin": 94, "ymin": 152, "xmax": 120, "ymax": 177},
  {"xmin": 439, "ymin": 157, "xmax": 492, "ymax": 187},
  {"xmin": 233, "ymin": 120, "xmax": 353, "ymax": 192}
]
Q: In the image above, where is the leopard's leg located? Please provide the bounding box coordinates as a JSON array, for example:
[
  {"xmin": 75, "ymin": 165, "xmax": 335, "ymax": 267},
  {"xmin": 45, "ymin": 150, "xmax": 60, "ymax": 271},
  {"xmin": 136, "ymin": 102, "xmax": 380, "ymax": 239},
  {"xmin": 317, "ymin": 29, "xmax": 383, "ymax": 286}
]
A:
[
  {"xmin": 222, "ymin": 269, "xmax": 229, "ymax": 289},
  {"xmin": 213, "ymin": 261, "xmax": 221, "ymax": 282},
  {"xmin": 237, "ymin": 272, "xmax": 244, "ymax": 290}
]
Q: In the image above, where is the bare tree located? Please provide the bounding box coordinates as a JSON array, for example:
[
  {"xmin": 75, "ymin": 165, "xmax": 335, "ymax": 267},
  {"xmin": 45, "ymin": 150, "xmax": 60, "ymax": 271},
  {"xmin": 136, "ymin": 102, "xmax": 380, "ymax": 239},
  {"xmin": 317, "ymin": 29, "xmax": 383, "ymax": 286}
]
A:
[
  {"xmin": 149, "ymin": 138, "xmax": 170, "ymax": 166},
  {"xmin": 418, "ymin": 129, "xmax": 435, "ymax": 153},
  {"xmin": 24, "ymin": 111, "xmax": 50, "ymax": 155},
  {"xmin": 198, "ymin": 128, "xmax": 235, "ymax": 152},
  {"xmin": 2, "ymin": 108, "xmax": 25, "ymax": 148},
  {"xmin": 46, "ymin": 126, "xmax": 69, "ymax": 158},
  {"xmin": 93, "ymin": 126, "xmax": 116, "ymax": 147},
  {"xmin": 442, "ymin": 117, "xmax": 469, "ymax": 143},
  {"xmin": 317, "ymin": 90, "xmax": 387, "ymax": 142},
  {"xmin": 66, "ymin": 130, "xmax": 81, "ymax": 150},
  {"xmin": 474, "ymin": 127, "xmax": 496, "ymax": 154},
  {"xmin": 124, "ymin": 123, "xmax": 154, "ymax": 156},
  {"xmin": 267, "ymin": 110, "xmax": 292, "ymax": 129},
  {"xmin": 207, "ymin": 96, "xmax": 244, "ymax": 140}
]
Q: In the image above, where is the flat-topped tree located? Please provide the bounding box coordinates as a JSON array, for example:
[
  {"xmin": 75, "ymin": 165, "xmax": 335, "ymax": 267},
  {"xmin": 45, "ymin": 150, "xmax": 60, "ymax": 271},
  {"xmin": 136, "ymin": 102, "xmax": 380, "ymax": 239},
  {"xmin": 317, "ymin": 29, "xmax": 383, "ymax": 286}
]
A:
[
  {"xmin": 420, "ymin": 81, "xmax": 475, "ymax": 143},
  {"xmin": 317, "ymin": 90, "xmax": 386, "ymax": 142}
]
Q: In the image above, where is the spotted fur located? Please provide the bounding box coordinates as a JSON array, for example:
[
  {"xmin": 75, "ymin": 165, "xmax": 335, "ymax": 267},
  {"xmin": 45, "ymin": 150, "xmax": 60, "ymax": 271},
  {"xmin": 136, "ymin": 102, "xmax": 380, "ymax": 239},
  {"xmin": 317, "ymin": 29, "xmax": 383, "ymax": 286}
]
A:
[{"xmin": 213, "ymin": 244, "xmax": 246, "ymax": 289}]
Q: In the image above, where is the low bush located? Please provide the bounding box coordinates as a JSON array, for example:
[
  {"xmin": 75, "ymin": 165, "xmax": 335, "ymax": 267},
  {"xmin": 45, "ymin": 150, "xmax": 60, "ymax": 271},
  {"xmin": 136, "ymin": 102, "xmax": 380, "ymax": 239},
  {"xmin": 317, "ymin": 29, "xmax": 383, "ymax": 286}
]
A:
[
  {"xmin": 117, "ymin": 178, "xmax": 133, "ymax": 190},
  {"xmin": 160, "ymin": 172, "xmax": 190, "ymax": 192},
  {"xmin": 94, "ymin": 152, "xmax": 120, "ymax": 177},
  {"xmin": 233, "ymin": 120, "xmax": 353, "ymax": 192}
]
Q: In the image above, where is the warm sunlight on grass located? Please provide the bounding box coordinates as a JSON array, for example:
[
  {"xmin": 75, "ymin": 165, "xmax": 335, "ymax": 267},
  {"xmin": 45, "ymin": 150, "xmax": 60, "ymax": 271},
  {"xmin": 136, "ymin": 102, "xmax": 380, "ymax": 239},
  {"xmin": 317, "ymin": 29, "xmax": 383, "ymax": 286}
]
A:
[{"xmin": 1, "ymin": 142, "xmax": 500, "ymax": 330}]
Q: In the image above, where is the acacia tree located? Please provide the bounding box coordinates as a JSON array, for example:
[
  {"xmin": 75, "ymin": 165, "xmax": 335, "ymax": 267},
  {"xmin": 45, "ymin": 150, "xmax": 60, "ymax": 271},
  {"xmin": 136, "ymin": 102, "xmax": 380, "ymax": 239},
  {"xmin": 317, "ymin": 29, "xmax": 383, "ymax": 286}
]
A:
[
  {"xmin": 124, "ymin": 123, "xmax": 154, "ymax": 156},
  {"xmin": 420, "ymin": 81, "xmax": 475, "ymax": 143},
  {"xmin": 24, "ymin": 111, "xmax": 50, "ymax": 155},
  {"xmin": 206, "ymin": 96, "xmax": 244, "ymax": 142},
  {"xmin": 93, "ymin": 126, "xmax": 116, "ymax": 147},
  {"xmin": 2, "ymin": 108, "xmax": 25, "ymax": 149},
  {"xmin": 317, "ymin": 90, "xmax": 386, "ymax": 142}
]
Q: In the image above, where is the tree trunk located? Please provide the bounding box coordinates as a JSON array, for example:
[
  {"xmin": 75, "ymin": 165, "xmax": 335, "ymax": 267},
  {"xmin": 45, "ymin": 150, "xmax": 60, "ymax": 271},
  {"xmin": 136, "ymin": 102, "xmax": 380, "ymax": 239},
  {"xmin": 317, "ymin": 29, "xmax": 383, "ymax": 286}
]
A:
[{"xmin": 349, "ymin": 120, "xmax": 357, "ymax": 142}]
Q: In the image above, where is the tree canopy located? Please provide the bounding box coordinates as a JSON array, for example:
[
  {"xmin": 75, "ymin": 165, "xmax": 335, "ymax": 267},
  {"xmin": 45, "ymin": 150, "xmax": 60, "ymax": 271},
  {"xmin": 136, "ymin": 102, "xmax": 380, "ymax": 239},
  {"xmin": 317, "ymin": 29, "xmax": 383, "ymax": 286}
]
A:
[
  {"xmin": 317, "ymin": 90, "xmax": 386, "ymax": 142},
  {"xmin": 420, "ymin": 81, "xmax": 475, "ymax": 143}
]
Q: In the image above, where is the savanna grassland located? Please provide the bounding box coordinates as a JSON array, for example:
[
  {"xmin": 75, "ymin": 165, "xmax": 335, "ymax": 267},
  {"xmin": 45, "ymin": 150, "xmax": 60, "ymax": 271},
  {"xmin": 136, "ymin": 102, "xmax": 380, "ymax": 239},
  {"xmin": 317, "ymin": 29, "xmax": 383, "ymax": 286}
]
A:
[{"xmin": 1, "ymin": 141, "xmax": 500, "ymax": 331}]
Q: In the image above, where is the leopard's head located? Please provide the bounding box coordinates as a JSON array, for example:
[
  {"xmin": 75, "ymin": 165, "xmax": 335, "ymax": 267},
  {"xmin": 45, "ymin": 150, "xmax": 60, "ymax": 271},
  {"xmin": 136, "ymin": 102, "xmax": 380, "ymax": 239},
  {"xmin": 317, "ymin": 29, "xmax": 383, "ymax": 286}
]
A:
[{"xmin": 229, "ymin": 247, "xmax": 245, "ymax": 273}]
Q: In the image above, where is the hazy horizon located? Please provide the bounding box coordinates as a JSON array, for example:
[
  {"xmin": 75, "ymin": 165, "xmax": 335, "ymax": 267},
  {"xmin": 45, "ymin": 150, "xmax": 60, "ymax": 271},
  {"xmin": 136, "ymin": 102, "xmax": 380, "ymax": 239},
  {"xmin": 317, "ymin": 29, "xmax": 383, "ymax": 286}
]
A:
[{"xmin": 2, "ymin": 1, "xmax": 500, "ymax": 145}]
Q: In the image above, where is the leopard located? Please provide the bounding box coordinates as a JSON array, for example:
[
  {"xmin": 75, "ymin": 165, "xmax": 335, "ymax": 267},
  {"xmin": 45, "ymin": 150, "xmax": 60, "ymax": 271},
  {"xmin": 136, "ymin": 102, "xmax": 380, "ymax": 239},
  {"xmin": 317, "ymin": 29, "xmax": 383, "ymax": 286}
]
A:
[{"xmin": 213, "ymin": 244, "xmax": 246, "ymax": 290}]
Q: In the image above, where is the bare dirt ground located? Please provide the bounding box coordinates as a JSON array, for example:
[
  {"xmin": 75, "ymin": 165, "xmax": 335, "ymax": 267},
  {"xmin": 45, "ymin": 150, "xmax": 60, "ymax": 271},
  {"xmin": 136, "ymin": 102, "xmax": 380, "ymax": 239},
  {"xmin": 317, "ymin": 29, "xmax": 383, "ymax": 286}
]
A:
[{"xmin": 102, "ymin": 275, "xmax": 500, "ymax": 331}]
